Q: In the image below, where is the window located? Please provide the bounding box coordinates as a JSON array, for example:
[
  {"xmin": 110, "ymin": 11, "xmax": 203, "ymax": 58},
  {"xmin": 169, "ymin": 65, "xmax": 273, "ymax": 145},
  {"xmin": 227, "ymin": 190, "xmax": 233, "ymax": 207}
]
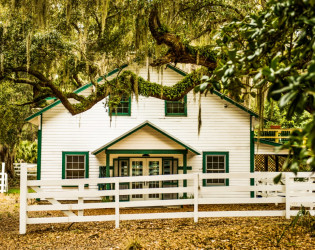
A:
[
  {"xmin": 165, "ymin": 95, "xmax": 187, "ymax": 116},
  {"xmin": 203, "ymin": 152, "xmax": 229, "ymax": 186},
  {"xmin": 62, "ymin": 152, "xmax": 89, "ymax": 179},
  {"xmin": 111, "ymin": 95, "xmax": 131, "ymax": 116}
]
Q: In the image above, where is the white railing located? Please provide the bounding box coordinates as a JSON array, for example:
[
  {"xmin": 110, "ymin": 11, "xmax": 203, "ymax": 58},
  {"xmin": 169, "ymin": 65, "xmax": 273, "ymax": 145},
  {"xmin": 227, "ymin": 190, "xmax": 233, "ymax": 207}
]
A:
[
  {"xmin": 0, "ymin": 162, "xmax": 8, "ymax": 193},
  {"xmin": 19, "ymin": 168, "xmax": 315, "ymax": 234},
  {"xmin": 14, "ymin": 163, "xmax": 37, "ymax": 177}
]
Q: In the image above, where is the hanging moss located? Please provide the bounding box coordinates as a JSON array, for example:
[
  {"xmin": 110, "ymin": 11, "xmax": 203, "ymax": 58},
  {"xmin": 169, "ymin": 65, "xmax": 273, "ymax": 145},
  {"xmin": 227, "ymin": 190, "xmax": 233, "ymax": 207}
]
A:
[
  {"xmin": 71, "ymin": 69, "xmax": 203, "ymax": 116},
  {"xmin": 185, "ymin": 45, "xmax": 217, "ymax": 63}
]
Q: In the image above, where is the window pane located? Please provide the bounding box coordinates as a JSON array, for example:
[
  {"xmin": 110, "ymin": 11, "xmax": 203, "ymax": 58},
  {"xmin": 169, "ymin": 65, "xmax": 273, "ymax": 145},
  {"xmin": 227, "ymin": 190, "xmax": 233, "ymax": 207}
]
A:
[
  {"xmin": 65, "ymin": 154, "xmax": 86, "ymax": 179},
  {"xmin": 114, "ymin": 95, "xmax": 130, "ymax": 115},
  {"xmin": 206, "ymin": 154, "xmax": 226, "ymax": 186},
  {"xmin": 67, "ymin": 162, "xmax": 72, "ymax": 169},
  {"xmin": 166, "ymin": 98, "xmax": 186, "ymax": 115}
]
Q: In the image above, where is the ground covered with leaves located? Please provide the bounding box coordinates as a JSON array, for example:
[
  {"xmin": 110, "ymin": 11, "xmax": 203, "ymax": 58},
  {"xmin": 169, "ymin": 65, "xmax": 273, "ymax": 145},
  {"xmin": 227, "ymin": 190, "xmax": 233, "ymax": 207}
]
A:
[{"xmin": 0, "ymin": 194, "xmax": 314, "ymax": 249}]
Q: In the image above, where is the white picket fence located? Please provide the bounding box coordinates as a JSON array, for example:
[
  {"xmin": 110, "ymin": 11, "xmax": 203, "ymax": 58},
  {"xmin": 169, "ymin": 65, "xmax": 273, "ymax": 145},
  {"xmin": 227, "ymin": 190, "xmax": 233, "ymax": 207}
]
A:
[
  {"xmin": 0, "ymin": 162, "xmax": 8, "ymax": 193},
  {"xmin": 19, "ymin": 168, "xmax": 315, "ymax": 234},
  {"xmin": 14, "ymin": 163, "xmax": 37, "ymax": 177}
]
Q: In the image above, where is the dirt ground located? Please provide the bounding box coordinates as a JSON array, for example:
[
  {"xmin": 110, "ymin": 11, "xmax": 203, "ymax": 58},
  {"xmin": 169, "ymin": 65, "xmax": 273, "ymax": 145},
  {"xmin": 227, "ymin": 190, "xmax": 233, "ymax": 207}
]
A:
[{"xmin": 0, "ymin": 194, "xmax": 314, "ymax": 249}]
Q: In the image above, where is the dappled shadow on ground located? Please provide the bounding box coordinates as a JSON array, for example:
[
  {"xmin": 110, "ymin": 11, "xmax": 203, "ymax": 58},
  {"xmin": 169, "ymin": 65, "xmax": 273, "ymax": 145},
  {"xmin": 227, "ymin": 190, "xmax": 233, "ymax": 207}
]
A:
[{"xmin": 0, "ymin": 194, "xmax": 314, "ymax": 249}]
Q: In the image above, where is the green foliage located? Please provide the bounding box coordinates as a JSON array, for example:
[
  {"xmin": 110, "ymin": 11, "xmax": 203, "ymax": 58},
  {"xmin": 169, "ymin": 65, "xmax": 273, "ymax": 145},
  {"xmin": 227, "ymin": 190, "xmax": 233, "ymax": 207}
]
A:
[
  {"xmin": 15, "ymin": 140, "xmax": 37, "ymax": 163},
  {"xmin": 0, "ymin": 82, "xmax": 31, "ymax": 149},
  {"xmin": 203, "ymin": 0, "xmax": 315, "ymax": 172},
  {"xmin": 264, "ymin": 100, "xmax": 312, "ymax": 128}
]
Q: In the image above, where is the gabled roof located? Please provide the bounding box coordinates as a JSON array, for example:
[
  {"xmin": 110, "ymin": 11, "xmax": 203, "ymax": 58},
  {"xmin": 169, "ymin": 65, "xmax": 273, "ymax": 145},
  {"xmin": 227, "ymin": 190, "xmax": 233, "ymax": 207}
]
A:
[
  {"xmin": 26, "ymin": 63, "xmax": 259, "ymax": 122},
  {"xmin": 92, "ymin": 120, "xmax": 201, "ymax": 155},
  {"xmin": 166, "ymin": 64, "xmax": 259, "ymax": 118}
]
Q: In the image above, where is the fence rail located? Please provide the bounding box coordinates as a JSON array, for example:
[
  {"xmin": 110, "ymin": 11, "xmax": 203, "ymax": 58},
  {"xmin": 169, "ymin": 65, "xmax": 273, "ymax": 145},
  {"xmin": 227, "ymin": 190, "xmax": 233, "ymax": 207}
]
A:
[
  {"xmin": 14, "ymin": 163, "xmax": 37, "ymax": 177},
  {"xmin": 0, "ymin": 162, "xmax": 8, "ymax": 193},
  {"xmin": 19, "ymin": 168, "xmax": 315, "ymax": 234}
]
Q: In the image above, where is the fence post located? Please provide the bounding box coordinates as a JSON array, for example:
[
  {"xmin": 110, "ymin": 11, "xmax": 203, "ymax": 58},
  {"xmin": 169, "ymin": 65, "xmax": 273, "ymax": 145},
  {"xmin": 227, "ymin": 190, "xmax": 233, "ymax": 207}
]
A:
[
  {"xmin": 285, "ymin": 173, "xmax": 290, "ymax": 219},
  {"xmin": 19, "ymin": 165, "xmax": 28, "ymax": 234},
  {"xmin": 193, "ymin": 173, "xmax": 199, "ymax": 223},
  {"xmin": 78, "ymin": 184, "xmax": 84, "ymax": 216},
  {"xmin": 114, "ymin": 178, "xmax": 120, "ymax": 228},
  {"xmin": 0, "ymin": 162, "xmax": 4, "ymax": 193}
]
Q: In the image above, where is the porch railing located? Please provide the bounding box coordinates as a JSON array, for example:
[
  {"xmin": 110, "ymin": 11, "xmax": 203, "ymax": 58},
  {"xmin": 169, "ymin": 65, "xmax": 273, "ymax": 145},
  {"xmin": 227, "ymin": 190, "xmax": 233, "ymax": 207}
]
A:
[
  {"xmin": 20, "ymin": 167, "xmax": 314, "ymax": 234},
  {"xmin": 254, "ymin": 128, "xmax": 298, "ymax": 143}
]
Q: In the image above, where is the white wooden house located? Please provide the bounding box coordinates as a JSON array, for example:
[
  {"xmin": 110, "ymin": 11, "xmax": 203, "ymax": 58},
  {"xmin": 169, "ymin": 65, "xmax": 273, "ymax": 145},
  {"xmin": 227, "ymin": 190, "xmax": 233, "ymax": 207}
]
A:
[{"xmin": 26, "ymin": 64, "xmax": 262, "ymax": 201}]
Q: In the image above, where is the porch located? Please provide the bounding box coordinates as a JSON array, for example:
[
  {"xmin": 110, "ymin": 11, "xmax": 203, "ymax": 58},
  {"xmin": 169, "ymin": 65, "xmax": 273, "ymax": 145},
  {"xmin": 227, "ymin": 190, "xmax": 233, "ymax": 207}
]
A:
[{"xmin": 92, "ymin": 121, "xmax": 200, "ymax": 201}]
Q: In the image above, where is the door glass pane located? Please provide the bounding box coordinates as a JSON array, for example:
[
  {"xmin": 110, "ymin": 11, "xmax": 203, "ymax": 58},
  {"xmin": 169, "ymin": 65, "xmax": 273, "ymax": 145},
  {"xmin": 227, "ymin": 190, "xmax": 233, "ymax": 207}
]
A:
[
  {"xmin": 132, "ymin": 161, "xmax": 143, "ymax": 198},
  {"xmin": 163, "ymin": 160, "xmax": 172, "ymax": 175},
  {"xmin": 120, "ymin": 160, "xmax": 129, "ymax": 177},
  {"xmin": 149, "ymin": 161, "xmax": 160, "ymax": 198}
]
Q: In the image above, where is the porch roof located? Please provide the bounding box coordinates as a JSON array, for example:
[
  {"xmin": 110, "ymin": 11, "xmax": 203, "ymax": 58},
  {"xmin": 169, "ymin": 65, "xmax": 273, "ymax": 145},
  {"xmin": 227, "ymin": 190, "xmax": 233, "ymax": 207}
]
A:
[{"xmin": 92, "ymin": 120, "xmax": 201, "ymax": 155}]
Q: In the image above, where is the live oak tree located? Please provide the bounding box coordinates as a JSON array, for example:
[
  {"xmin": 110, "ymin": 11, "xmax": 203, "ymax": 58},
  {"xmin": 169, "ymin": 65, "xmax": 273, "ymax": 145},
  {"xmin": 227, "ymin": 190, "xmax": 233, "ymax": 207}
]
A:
[
  {"xmin": 0, "ymin": 0, "xmax": 314, "ymax": 172},
  {"xmin": 0, "ymin": 82, "xmax": 33, "ymax": 177}
]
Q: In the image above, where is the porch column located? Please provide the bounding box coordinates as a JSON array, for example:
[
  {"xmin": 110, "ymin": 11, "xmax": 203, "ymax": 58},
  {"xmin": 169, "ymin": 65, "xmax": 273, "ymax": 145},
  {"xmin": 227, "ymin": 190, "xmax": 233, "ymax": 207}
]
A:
[
  {"xmin": 183, "ymin": 151, "xmax": 187, "ymax": 198},
  {"xmin": 106, "ymin": 152, "xmax": 110, "ymax": 190},
  {"xmin": 250, "ymin": 116, "xmax": 255, "ymax": 198}
]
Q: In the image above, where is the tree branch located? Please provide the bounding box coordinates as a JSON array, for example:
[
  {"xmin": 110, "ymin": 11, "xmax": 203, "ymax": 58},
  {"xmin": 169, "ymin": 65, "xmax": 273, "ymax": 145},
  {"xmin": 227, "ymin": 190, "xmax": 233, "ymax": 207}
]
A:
[{"xmin": 148, "ymin": 6, "xmax": 217, "ymax": 69}]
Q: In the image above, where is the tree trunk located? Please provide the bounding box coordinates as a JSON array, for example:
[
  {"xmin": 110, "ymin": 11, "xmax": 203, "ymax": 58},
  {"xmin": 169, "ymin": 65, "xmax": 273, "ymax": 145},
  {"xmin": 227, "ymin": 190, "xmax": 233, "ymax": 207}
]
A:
[{"xmin": 0, "ymin": 145, "xmax": 16, "ymax": 178}]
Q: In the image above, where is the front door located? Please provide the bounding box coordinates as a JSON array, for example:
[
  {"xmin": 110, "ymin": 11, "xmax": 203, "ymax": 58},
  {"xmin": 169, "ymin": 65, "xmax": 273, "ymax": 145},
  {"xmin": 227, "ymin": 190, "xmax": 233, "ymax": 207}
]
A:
[{"xmin": 130, "ymin": 158, "xmax": 162, "ymax": 201}]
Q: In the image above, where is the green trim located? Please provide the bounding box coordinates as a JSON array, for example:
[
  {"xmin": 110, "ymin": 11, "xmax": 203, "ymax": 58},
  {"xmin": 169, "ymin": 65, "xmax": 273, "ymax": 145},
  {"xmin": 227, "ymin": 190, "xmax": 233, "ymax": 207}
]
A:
[
  {"xmin": 250, "ymin": 117, "xmax": 255, "ymax": 173},
  {"xmin": 106, "ymin": 152, "xmax": 110, "ymax": 190},
  {"xmin": 167, "ymin": 64, "xmax": 259, "ymax": 118},
  {"xmin": 25, "ymin": 64, "xmax": 128, "ymax": 122},
  {"xmin": 109, "ymin": 96, "xmax": 131, "ymax": 116},
  {"xmin": 62, "ymin": 151, "xmax": 89, "ymax": 180},
  {"xmin": 93, "ymin": 121, "xmax": 200, "ymax": 155},
  {"xmin": 183, "ymin": 152, "xmax": 187, "ymax": 197},
  {"xmin": 165, "ymin": 95, "xmax": 187, "ymax": 117},
  {"xmin": 36, "ymin": 115, "xmax": 42, "ymax": 180},
  {"xmin": 212, "ymin": 90, "xmax": 258, "ymax": 118},
  {"xmin": 202, "ymin": 152, "xmax": 229, "ymax": 187},
  {"xmin": 166, "ymin": 64, "xmax": 187, "ymax": 76},
  {"xmin": 178, "ymin": 166, "xmax": 192, "ymax": 170},
  {"xmin": 250, "ymin": 116, "xmax": 255, "ymax": 198},
  {"xmin": 106, "ymin": 149, "xmax": 187, "ymax": 154},
  {"xmin": 254, "ymin": 138, "xmax": 283, "ymax": 147}
]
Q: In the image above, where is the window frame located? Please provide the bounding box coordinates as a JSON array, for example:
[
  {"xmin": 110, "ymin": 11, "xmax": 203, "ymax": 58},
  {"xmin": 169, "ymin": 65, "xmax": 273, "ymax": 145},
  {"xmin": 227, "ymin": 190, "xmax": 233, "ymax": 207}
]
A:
[
  {"xmin": 202, "ymin": 152, "xmax": 229, "ymax": 186},
  {"xmin": 62, "ymin": 151, "xmax": 89, "ymax": 180},
  {"xmin": 165, "ymin": 95, "xmax": 187, "ymax": 117},
  {"xmin": 109, "ymin": 95, "xmax": 131, "ymax": 116}
]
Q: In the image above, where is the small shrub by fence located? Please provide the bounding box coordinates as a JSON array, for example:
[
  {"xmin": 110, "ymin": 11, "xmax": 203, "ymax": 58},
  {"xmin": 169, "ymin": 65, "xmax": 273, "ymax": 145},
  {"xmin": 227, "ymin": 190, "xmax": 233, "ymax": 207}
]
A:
[
  {"xmin": 19, "ymin": 168, "xmax": 314, "ymax": 234},
  {"xmin": 0, "ymin": 163, "xmax": 8, "ymax": 193}
]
